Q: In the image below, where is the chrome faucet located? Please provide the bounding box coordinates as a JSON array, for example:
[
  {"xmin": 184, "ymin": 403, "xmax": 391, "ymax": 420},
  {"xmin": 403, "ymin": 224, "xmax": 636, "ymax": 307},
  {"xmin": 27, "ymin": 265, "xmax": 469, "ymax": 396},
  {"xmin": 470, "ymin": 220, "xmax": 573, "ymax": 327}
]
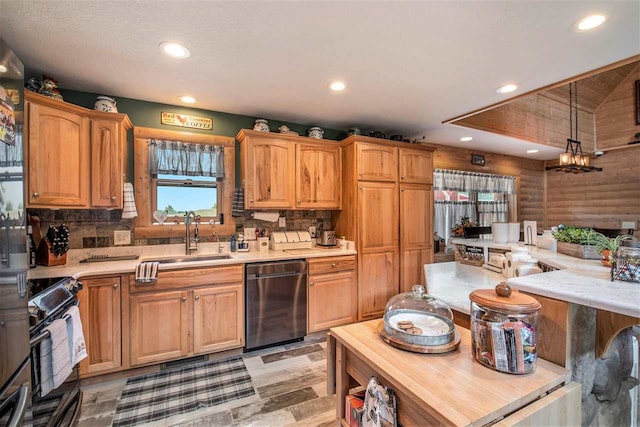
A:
[
  {"xmin": 184, "ymin": 211, "xmax": 199, "ymax": 255},
  {"xmin": 212, "ymin": 231, "xmax": 223, "ymax": 253}
]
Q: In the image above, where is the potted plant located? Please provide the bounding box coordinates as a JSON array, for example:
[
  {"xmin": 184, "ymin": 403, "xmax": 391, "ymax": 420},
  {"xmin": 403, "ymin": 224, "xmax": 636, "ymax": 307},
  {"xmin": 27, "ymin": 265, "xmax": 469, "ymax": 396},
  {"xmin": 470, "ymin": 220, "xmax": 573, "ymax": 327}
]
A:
[
  {"xmin": 592, "ymin": 233, "xmax": 634, "ymax": 267},
  {"xmin": 551, "ymin": 226, "xmax": 601, "ymax": 259}
]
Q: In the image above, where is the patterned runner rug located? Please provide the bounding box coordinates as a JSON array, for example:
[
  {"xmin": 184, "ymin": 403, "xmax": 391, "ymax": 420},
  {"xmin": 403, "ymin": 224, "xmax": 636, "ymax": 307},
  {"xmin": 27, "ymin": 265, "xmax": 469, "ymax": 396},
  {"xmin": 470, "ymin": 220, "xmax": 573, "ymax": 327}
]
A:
[{"xmin": 112, "ymin": 356, "xmax": 255, "ymax": 426}]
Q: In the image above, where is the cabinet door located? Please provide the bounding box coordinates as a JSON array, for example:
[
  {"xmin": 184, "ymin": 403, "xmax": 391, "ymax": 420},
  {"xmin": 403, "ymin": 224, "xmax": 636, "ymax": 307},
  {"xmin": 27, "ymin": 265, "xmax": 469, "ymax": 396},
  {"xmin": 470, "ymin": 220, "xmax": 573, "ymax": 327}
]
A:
[
  {"xmin": 399, "ymin": 148, "xmax": 433, "ymax": 184},
  {"xmin": 358, "ymin": 182, "xmax": 398, "ymax": 252},
  {"xmin": 400, "ymin": 184, "xmax": 433, "ymax": 293},
  {"xmin": 193, "ymin": 284, "xmax": 244, "ymax": 354},
  {"xmin": 244, "ymin": 138, "xmax": 295, "ymax": 208},
  {"xmin": 308, "ymin": 270, "xmax": 357, "ymax": 333},
  {"xmin": 91, "ymin": 120, "xmax": 122, "ymax": 208},
  {"xmin": 359, "ymin": 251, "xmax": 398, "ymax": 320},
  {"xmin": 356, "ymin": 143, "xmax": 398, "ymax": 182},
  {"xmin": 27, "ymin": 102, "xmax": 90, "ymax": 207},
  {"xmin": 129, "ymin": 291, "xmax": 189, "ymax": 366},
  {"xmin": 78, "ymin": 276, "xmax": 122, "ymax": 377},
  {"xmin": 295, "ymin": 143, "xmax": 341, "ymax": 209}
]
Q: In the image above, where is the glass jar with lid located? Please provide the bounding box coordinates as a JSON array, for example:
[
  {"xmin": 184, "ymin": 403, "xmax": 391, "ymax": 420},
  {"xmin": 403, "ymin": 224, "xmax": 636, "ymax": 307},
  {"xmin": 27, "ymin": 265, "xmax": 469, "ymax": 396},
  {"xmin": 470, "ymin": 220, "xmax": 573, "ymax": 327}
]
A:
[
  {"xmin": 469, "ymin": 284, "xmax": 541, "ymax": 374},
  {"xmin": 613, "ymin": 240, "xmax": 640, "ymax": 282},
  {"xmin": 382, "ymin": 285, "xmax": 456, "ymax": 348}
]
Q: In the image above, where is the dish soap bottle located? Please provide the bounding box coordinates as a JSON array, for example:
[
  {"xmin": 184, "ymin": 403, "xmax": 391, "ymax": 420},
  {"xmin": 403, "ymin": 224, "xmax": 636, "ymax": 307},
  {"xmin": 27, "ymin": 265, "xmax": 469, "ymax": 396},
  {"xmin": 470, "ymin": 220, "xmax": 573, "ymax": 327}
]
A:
[{"xmin": 230, "ymin": 235, "xmax": 237, "ymax": 252}]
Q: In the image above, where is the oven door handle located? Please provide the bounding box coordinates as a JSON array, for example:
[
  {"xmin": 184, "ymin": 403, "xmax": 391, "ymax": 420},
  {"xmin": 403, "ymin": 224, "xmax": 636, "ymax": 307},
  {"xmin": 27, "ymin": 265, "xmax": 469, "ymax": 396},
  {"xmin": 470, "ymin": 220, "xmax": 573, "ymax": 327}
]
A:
[{"xmin": 0, "ymin": 384, "xmax": 29, "ymax": 427}]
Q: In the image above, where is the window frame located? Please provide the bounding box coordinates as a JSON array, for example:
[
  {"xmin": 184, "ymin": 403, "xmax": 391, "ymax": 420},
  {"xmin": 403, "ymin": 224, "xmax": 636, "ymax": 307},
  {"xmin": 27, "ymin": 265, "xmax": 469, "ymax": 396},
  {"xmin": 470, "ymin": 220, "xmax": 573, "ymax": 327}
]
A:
[
  {"xmin": 152, "ymin": 175, "xmax": 222, "ymax": 222},
  {"xmin": 133, "ymin": 127, "xmax": 236, "ymax": 239}
]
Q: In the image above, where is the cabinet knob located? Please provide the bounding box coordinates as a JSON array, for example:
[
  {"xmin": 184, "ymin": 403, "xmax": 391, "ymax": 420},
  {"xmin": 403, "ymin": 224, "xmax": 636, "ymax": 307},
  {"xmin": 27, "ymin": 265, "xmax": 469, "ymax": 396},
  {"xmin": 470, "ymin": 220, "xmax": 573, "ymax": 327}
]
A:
[
  {"xmin": 112, "ymin": 284, "xmax": 118, "ymax": 289},
  {"xmin": 297, "ymin": 200, "xmax": 301, "ymax": 204},
  {"xmin": 331, "ymin": 263, "xmax": 337, "ymax": 267},
  {"xmin": 249, "ymin": 199, "xmax": 254, "ymax": 203},
  {"xmin": 195, "ymin": 295, "xmax": 200, "ymax": 301},
  {"xmin": 181, "ymin": 296, "xmax": 187, "ymax": 302},
  {"xmin": 310, "ymin": 282, "xmax": 315, "ymax": 287},
  {"xmin": 359, "ymin": 186, "xmax": 364, "ymax": 190},
  {"xmin": 0, "ymin": 321, "xmax": 5, "ymax": 327},
  {"xmin": 111, "ymin": 196, "xmax": 116, "ymax": 201},
  {"xmin": 33, "ymin": 192, "xmax": 39, "ymax": 198},
  {"xmin": 401, "ymin": 175, "xmax": 405, "ymax": 180},
  {"xmin": 401, "ymin": 188, "xmax": 405, "ymax": 192}
]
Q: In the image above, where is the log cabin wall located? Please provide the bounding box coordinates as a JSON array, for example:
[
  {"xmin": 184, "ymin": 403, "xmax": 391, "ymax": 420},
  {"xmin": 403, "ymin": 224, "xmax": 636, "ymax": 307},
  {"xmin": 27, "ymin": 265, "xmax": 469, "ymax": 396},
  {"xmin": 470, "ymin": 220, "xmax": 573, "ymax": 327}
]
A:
[
  {"xmin": 431, "ymin": 145, "xmax": 545, "ymax": 227},
  {"xmin": 544, "ymin": 147, "xmax": 640, "ymax": 229}
]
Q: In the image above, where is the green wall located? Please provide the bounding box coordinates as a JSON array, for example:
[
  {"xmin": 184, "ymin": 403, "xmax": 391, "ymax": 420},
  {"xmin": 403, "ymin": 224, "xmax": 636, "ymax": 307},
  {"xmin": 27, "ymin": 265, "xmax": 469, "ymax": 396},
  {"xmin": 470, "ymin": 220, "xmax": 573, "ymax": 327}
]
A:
[{"xmin": 59, "ymin": 88, "xmax": 348, "ymax": 184}]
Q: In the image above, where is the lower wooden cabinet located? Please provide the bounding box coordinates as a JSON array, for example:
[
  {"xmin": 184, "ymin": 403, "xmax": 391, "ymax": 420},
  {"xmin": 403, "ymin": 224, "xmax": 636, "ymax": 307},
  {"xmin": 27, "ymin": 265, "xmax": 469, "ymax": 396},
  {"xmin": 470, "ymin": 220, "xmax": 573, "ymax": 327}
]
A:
[
  {"xmin": 78, "ymin": 275, "xmax": 123, "ymax": 378},
  {"xmin": 129, "ymin": 290, "xmax": 190, "ymax": 367},
  {"xmin": 307, "ymin": 256, "xmax": 357, "ymax": 333},
  {"xmin": 128, "ymin": 265, "xmax": 244, "ymax": 367},
  {"xmin": 358, "ymin": 251, "xmax": 398, "ymax": 320},
  {"xmin": 193, "ymin": 284, "xmax": 244, "ymax": 354}
]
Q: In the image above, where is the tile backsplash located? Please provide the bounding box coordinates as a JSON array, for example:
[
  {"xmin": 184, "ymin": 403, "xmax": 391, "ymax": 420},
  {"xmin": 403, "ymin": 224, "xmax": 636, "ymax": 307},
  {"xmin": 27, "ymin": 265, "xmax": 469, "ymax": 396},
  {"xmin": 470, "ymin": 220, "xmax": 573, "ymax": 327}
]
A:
[{"xmin": 28, "ymin": 209, "xmax": 334, "ymax": 249}]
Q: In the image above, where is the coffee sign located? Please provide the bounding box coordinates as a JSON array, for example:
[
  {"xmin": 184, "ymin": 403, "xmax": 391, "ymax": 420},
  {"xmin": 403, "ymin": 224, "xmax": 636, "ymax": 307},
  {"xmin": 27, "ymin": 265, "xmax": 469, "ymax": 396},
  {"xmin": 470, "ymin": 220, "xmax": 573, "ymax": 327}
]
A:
[{"xmin": 161, "ymin": 112, "xmax": 213, "ymax": 130}]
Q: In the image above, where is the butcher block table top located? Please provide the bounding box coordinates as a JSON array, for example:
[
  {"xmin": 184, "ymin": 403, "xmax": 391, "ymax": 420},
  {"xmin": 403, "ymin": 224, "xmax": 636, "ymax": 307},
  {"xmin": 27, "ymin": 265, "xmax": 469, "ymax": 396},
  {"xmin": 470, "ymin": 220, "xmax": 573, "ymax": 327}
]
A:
[{"xmin": 327, "ymin": 320, "xmax": 576, "ymax": 426}]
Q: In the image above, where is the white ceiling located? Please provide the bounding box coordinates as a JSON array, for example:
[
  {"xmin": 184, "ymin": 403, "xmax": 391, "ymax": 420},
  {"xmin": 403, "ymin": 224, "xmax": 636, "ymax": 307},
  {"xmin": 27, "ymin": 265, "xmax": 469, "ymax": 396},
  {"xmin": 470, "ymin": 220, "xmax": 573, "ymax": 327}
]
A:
[{"xmin": 1, "ymin": 1, "xmax": 638, "ymax": 160}]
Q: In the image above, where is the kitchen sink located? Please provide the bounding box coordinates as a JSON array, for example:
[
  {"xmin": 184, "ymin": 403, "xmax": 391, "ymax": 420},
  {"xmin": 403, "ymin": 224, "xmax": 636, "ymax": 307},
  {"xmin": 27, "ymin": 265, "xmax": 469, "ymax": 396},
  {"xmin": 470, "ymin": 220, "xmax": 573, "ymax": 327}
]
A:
[{"xmin": 145, "ymin": 254, "xmax": 233, "ymax": 264}]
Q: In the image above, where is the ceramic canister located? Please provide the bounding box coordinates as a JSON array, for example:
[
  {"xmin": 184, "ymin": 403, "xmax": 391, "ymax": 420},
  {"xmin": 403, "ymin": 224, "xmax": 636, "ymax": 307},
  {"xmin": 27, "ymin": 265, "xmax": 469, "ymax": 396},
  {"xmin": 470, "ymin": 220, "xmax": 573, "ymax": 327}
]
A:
[
  {"xmin": 492, "ymin": 222, "xmax": 509, "ymax": 244},
  {"xmin": 253, "ymin": 119, "xmax": 270, "ymax": 132},
  {"xmin": 94, "ymin": 96, "xmax": 118, "ymax": 113},
  {"xmin": 308, "ymin": 127, "xmax": 324, "ymax": 139}
]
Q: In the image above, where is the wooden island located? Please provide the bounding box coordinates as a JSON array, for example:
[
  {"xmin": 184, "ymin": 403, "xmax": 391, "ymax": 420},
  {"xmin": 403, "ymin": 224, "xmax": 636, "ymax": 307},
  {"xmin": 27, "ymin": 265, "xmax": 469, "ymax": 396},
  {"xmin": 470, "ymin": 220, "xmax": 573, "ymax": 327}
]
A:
[{"xmin": 327, "ymin": 320, "xmax": 581, "ymax": 426}]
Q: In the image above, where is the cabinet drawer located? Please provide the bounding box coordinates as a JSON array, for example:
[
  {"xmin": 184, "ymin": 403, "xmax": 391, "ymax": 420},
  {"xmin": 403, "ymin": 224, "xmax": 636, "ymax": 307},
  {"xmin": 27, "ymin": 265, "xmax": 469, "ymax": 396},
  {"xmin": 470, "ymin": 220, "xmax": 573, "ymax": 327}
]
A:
[
  {"xmin": 308, "ymin": 256, "xmax": 356, "ymax": 275},
  {"xmin": 130, "ymin": 264, "xmax": 243, "ymax": 293}
]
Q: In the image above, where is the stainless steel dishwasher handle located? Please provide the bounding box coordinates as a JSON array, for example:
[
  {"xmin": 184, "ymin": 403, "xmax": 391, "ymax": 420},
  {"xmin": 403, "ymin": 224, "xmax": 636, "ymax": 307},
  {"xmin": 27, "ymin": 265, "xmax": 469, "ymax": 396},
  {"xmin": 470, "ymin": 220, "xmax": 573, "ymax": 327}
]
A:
[{"xmin": 250, "ymin": 271, "xmax": 302, "ymax": 280}]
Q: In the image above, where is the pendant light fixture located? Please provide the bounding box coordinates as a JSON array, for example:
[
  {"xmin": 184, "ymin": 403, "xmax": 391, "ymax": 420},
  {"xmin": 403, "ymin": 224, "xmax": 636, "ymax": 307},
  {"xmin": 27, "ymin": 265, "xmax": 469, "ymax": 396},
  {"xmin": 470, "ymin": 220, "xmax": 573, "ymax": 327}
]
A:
[{"xmin": 546, "ymin": 82, "xmax": 602, "ymax": 173}]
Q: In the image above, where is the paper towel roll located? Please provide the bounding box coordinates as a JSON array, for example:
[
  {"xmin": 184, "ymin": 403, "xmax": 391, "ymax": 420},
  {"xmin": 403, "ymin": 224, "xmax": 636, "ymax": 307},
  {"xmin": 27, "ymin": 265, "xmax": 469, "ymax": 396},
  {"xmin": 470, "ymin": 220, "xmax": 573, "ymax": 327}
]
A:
[
  {"xmin": 515, "ymin": 265, "xmax": 543, "ymax": 277},
  {"xmin": 253, "ymin": 212, "xmax": 280, "ymax": 222},
  {"xmin": 507, "ymin": 223, "xmax": 520, "ymax": 243},
  {"xmin": 492, "ymin": 223, "xmax": 509, "ymax": 243}
]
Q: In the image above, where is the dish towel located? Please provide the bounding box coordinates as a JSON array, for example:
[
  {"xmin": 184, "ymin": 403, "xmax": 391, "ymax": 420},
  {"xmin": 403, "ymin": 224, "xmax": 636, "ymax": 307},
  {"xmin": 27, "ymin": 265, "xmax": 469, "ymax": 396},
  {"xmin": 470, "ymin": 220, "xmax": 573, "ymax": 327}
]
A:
[
  {"xmin": 65, "ymin": 305, "xmax": 87, "ymax": 367},
  {"xmin": 122, "ymin": 182, "xmax": 138, "ymax": 219},
  {"xmin": 40, "ymin": 319, "xmax": 72, "ymax": 397},
  {"xmin": 136, "ymin": 261, "xmax": 159, "ymax": 283},
  {"xmin": 231, "ymin": 187, "xmax": 245, "ymax": 217}
]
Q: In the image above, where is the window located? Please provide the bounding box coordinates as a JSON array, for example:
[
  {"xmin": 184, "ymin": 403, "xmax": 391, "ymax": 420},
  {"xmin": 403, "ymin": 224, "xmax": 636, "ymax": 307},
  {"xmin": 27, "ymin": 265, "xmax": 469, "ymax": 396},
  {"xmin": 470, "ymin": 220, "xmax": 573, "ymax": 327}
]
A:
[
  {"xmin": 154, "ymin": 174, "xmax": 220, "ymax": 220},
  {"xmin": 133, "ymin": 127, "xmax": 236, "ymax": 238}
]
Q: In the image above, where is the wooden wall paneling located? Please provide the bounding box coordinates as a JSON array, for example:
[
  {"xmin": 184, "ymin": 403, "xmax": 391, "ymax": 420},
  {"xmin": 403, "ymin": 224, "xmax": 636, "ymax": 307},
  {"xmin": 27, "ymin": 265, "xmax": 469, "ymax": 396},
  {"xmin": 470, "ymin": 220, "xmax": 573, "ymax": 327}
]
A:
[
  {"xmin": 595, "ymin": 63, "xmax": 640, "ymax": 150},
  {"xmin": 544, "ymin": 148, "xmax": 640, "ymax": 229}
]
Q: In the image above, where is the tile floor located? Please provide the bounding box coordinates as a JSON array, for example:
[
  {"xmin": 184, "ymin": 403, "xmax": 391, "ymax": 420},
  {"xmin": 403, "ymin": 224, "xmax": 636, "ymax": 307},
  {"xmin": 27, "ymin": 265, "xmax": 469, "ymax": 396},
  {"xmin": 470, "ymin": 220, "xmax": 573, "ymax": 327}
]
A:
[{"xmin": 75, "ymin": 338, "xmax": 334, "ymax": 427}]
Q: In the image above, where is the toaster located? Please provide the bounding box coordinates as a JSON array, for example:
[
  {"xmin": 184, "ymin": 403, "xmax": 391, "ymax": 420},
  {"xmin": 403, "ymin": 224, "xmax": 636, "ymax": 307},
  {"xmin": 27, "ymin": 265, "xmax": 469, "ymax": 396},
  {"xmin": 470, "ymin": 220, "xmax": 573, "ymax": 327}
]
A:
[{"xmin": 317, "ymin": 230, "xmax": 337, "ymax": 246}]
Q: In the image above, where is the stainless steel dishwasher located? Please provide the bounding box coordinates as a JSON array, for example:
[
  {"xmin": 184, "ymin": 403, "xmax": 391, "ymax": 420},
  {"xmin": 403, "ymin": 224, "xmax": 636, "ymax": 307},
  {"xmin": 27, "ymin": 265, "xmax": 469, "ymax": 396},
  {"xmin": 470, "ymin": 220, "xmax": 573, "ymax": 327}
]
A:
[{"xmin": 245, "ymin": 260, "xmax": 307, "ymax": 351}]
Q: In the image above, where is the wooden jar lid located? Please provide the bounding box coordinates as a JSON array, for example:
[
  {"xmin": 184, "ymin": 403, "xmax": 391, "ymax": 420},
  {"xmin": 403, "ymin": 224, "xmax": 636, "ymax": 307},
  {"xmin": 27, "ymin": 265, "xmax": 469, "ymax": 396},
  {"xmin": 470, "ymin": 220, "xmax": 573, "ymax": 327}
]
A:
[{"xmin": 469, "ymin": 287, "xmax": 541, "ymax": 313}]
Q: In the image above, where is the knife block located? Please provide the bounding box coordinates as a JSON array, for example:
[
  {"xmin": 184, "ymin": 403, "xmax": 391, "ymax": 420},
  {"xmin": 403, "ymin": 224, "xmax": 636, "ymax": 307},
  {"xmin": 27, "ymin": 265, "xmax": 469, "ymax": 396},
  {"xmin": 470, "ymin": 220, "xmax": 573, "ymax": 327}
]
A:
[{"xmin": 36, "ymin": 239, "xmax": 67, "ymax": 266}]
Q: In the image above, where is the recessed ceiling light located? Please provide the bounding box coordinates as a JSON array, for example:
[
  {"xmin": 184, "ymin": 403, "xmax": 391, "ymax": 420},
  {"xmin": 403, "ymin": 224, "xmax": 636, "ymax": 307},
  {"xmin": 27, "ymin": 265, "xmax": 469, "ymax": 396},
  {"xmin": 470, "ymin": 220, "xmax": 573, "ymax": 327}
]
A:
[
  {"xmin": 575, "ymin": 14, "xmax": 606, "ymax": 31},
  {"xmin": 496, "ymin": 84, "xmax": 518, "ymax": 94},
  {"xmin": 0, "ymin": 65, "xmax": 7, "ymax": 73},
  {"xmin": 526, "ymin": 149, "xmax": 539, "ymax": 154},
  {"xmin": 180, "ymin": 96, "xmax": 196, "ymax": 104},
  {"xmin": 329, "ymin": 81, "xmax": 346, "ymax": 91},
  {"xmin": 160, "ymin": 41, "xmax": 191, "ymax": 58},
  {"xmin": 460, "ymin": 136, "xmax": 473, "ymax": 142}
]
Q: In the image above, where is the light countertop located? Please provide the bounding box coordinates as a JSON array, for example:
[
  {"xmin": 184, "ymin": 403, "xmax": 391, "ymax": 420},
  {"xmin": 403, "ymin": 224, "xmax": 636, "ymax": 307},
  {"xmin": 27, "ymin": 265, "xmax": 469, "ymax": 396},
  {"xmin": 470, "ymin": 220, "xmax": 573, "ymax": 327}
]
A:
[
  {"xmin": 27, "ymin": 242, "xmax": 356, "ymax": 280},
  {"xmin": 448, "ymin": 238, "xmax": 640, "ymax": 318}
]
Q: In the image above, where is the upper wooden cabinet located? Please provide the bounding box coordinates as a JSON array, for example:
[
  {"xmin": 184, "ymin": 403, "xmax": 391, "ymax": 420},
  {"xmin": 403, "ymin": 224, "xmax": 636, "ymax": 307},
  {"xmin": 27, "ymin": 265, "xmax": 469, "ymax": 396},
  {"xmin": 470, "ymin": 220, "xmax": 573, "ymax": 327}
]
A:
[
  {"xmin": 356, "ymin": 142, "xmax": 398, "ymax": 182},
  {"xmin": 25, "ymin": 91, "xmax": 131, "ymax": 209},
  {"xmin": 237, "ymin": 129, "xmax": 341, "ymax": 210},
  {"xmin": 296, "ymin": 143, "xmax": 341, "ymax": 209},
  {"xmin": 399, "ymin": 148, "xmax": 433, "ymax": 184}
]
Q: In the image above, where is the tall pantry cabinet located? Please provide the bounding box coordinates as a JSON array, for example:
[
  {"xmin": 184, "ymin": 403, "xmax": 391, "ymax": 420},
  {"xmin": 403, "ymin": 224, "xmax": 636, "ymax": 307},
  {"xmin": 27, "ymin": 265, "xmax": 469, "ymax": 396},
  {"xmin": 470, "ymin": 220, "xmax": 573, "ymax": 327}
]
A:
[{"xmin": 333, "ymin": 136, "xmax": 434, "ymax": 321}]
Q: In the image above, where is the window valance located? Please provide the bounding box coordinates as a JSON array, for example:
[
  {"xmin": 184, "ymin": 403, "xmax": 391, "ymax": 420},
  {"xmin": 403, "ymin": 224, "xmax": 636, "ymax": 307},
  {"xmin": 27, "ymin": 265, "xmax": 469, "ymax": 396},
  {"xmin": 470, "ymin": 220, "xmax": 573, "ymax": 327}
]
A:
[
  {"xmin": 433, "ymin": 169, "xmax": 515, "ymax": 194},
  {"xmin": 148, "ymin": 139, "xmax": 224, "ymax": 178}
]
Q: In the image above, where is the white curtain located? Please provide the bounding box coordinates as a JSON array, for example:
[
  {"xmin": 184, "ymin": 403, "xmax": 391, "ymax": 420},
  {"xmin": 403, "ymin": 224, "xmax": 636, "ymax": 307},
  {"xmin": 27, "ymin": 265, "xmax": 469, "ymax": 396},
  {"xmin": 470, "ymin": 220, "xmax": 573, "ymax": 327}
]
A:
[
  {"xmin": 434, "ymin": 201, "xmax": 476, "ymax": 244},
  {"xmin": 434, "ymin": 169, "xmax": 515, "ymax": 194},
  {"xmin": 477, "ymin": 200, "xmax": 508, "ymax": 226},
  {"xmin": 149, "ymin": 139, "xmax": 224, "ymax": 178}
]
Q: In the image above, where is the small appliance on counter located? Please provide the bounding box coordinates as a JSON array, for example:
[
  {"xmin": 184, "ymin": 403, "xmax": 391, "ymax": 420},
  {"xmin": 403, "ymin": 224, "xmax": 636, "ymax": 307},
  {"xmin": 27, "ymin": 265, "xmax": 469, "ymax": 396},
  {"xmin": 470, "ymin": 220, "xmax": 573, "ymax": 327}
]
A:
[
  {"xmin": 270, "ymin": 231, "xmax": 312, "ymax": 251},
  {"xmin": 316, "ymin": 230, "xmax": 337, "ymax": 247}
]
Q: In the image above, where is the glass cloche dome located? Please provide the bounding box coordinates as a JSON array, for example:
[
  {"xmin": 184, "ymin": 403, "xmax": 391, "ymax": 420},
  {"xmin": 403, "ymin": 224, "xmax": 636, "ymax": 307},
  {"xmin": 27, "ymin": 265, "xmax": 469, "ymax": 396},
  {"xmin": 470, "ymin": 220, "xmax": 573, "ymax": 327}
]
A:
[{"xmin": 382, "ymin": 285, "xmax": 456, "ymax": 347}]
